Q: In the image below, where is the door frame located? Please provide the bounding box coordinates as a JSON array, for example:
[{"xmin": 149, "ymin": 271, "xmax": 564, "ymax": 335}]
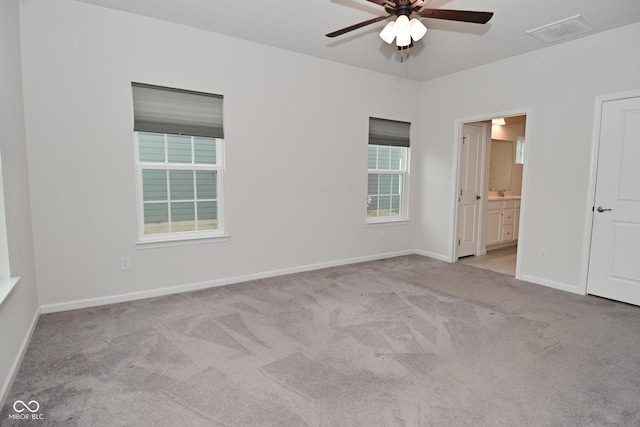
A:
[
  {"xmin": 451, "ymin": 107, "xmax": 532, "ymax": 280},
  {"xmin": 582, "ymin": 89, "xmax": 640, "ymax": 296}
]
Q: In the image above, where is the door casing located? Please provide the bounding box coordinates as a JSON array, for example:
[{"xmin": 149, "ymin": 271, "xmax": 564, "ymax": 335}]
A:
[{"xmin": 451, "ymin": 108, "xmax": 531, "ymax": 280}]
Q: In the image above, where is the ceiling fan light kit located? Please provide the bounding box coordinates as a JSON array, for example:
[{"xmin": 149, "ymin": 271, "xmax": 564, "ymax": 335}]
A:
[
  {"xmin": 327, "ymin": 0, "xmax": 493, "ymax": 59},
  {"xmin": 380, "ymin": 15, "xmax": 428, "ymax": 47}
]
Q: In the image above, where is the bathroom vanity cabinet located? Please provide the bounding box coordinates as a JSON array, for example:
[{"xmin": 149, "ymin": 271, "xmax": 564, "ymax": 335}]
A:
[{"xmin": 486, "ymin": 198, "xmax": 520, "ymax": 247}]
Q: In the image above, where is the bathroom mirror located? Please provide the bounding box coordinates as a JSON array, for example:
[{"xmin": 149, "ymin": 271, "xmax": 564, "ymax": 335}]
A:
[{"xmin": 489, "ymin": 139, "xmax": 513, "ymax": 191}]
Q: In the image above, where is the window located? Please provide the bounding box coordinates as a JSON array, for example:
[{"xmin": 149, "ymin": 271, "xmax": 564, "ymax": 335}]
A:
[
  {"xmin": 367, "ymin": 117, "xmax": 410, "ymax": 222},
  {"xmin": 0, "ymin": 149, "xmax": 20, "ymax": 306},
  {"xmin": 516, "ymin": 136, "xmax": 525, "ymax": 164},
  {"xmin": 132, "ymin": 83, "xmax": 225, "ymax": 243}
]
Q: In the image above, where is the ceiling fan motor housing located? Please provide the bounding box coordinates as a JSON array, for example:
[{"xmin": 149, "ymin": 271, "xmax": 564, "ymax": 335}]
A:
[{"xmin": 386, "ymin": 0, "xmax": 419, "ymax": 17}]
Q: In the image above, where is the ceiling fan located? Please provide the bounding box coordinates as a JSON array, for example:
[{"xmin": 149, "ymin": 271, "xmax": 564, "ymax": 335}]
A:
[{"xmin": 326, "ymin": 0, "xmax": 494, "ymax": 50}]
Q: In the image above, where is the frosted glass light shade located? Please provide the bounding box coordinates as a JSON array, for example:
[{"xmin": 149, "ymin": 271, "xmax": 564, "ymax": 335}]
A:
[
  {"xmin": 395, "ymin": 15, "xmax": 411, "ymax": 46},
  {"xmin": 492, "ymin": 118, "xmax": 506, "ymax": 125},
  {"xmin": 396, "ymin": 32, "xmax": 412, "ymax": 47},
  {"xmin": 409, "ymin": 18, "xmax": 427, "ymax": 41},
  {"xmin": 380, "ymin": 21, "xmax": 396, "ymax": 44},
  {"xmin": 395, "ymin": 15, "xmax": 410, "ymax": 33}
]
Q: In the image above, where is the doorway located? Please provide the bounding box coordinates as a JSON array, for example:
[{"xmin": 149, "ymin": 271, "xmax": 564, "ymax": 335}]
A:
[{"xmin": 454, "ymin": 113, "xmax": 528, "ymax": 277}]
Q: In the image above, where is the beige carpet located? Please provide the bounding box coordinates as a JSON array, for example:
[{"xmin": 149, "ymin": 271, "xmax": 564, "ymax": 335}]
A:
[{"xmin": 2, "ymin": 255, "xmax": 640, "ymax": 426}]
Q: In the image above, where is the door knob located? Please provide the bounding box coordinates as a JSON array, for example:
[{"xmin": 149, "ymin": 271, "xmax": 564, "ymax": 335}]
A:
[{"xmin": 597, "ymin": 206, "xmax": 612, "ymax": 213}]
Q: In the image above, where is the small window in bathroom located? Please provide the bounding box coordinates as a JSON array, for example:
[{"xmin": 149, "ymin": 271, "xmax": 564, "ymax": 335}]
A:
[{"xmin": 516, "ymin": 136, "xmax": 525, "ymax": 164}]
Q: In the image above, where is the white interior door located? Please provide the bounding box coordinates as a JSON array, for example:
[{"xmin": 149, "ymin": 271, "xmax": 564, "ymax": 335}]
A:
[
  {"xmin": 457, "ymin": 123, "xmax": 484, "ymax": 257},
  {"xmin": 587, "ymin": 96, "xmax": 640, "ymax": 306}
]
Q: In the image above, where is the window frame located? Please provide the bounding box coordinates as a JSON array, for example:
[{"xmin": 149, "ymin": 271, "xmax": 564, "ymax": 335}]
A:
[
  {"xmin": 134, "ymin": 132, "xmax": 227, "ymax": 246},
  {"xmin": 367, "ymin": 144, "xmax": 411, "ymax": 224},
  {"xmin": 516, "ymin": 136, "xmax": 525, "ymax": 165}
]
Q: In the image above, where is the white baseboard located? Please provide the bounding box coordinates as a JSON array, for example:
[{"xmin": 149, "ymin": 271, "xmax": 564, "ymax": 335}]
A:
[
  {"xmin": 518, "ymin": 274, "xmax": 585, "ymax": 295},
  {"xmin": 0, "ymin": 306, "xmax": 40, "ymax": 409},
  {"xmin": 40, "ymin": 250, "xmax": 416, "ymax": 314},
  {"xmin": 413, "ymin": 249, "xmax": 452, "ymax": 262}
]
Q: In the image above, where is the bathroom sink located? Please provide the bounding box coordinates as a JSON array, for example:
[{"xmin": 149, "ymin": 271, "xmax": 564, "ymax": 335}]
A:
[{"xmin": 487, "ymin": 195, "xmax": 521, "ymax": 201}]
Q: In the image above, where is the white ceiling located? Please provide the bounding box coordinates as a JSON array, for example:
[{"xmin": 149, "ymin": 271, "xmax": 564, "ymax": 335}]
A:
[{"xmin": 73, "ymin": 0, "xmax": 640, "ymax": 82}]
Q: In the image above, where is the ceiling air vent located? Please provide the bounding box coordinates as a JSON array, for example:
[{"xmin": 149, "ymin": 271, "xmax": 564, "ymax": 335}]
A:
[{"xmin": 526, "ymin": 15, "xmax": 596, "ymax": 43}]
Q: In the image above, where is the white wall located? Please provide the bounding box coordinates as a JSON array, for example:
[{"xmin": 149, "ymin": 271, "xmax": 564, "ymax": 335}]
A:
[
  {"xmin": 0, "ymin": 0, "xmax": 40, "ymax": 406},
  {"xmin": 19, "ymin": 0, "xmax": 421, "ymax": 310},
  {"xmin": 415, "ymin": 22, "xmax": 640, "ymax": 293}
]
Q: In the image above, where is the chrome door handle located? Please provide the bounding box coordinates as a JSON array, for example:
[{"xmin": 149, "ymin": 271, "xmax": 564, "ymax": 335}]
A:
[{"xmin": 597, "ymin": 206, "xmax": 612, "ymax": 213}]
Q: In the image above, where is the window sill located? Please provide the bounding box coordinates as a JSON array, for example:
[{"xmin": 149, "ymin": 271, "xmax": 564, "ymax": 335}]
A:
[
  {"xmin": 136, "ymin": 234, "xmax": 230, "ymax": 249},
  {"xmin": 0, "ymin": 276, "xmax": 21, "ymax": 307},
  {"xmin": 366, "ymin": 218, "xmax": 411, "ymax": 227}
]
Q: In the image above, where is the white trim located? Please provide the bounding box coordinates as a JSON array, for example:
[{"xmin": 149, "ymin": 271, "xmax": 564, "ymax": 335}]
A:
[
  {"xmin": 451, "ymin": 107, "xmax": 532, "ymax": 279},
  {"xmin": 519, "ymin": 274, "xmax": 585, "ymax": 295},
  {"xmin": 40, "ymin": 249, "xmax": 415, "ymax": 314},
  {"xmin": 136, "ymin": 234, "xmax": 230, "ymax": 249},
  {"xmin": 366, "ymin": 218, "xmax": 411, "ymax": 226},
  {"xmin": 35, "ymin": 247, "xmax": 584, "ymax": 315},
  {"xmin": 0, "ymin": 276, "xmax": 20, "ymax": 307},
  {"xmin": 414, "ymin": 249, "xmax": 452, "ymax": 263},
  {"xmin": 514, "ymin": 110, "xmax": 533, "ymax": 280},
  {"xmin": 581, "ymin": 89, "xmax": 640, "ymax": 296},
  {"xmin": 135, "ymin": 133, "xmax": 226, "ymax": 242},
  {"xmin": 367, "ymin": 144, "xmax": 410, "ymax": 223},
  {"xmin": 0, "ymin": 305, "xmax": 40, "ymax": 409}
]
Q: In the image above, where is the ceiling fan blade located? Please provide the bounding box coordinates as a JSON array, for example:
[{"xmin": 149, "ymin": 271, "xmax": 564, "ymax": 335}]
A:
[
  {"xmin": 417, "ymin": 9, "xmax": 494, "ymax": 24},
  {"xmin": 326, "ymin": 15, "xmax": 391, "ymax": 38}
]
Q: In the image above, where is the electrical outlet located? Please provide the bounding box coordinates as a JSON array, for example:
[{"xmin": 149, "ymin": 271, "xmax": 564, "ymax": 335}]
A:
[
  {"xmin": 539, "ymin": 248, "xmax": 547, "ymax": 260},
  {"xmin": 120, "ymin": 256, "xmax": 130, "ymax": 271}
]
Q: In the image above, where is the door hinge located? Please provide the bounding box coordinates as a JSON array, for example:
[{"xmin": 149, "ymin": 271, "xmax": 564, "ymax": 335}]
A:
[
  {"xmin": 458, "ymin": 239, "xmax": 461, "ymax": 246},
  {"xmin": 462, "ymin": 137, "xmax": 466, "ymax": 144},
  {"xmin": 460, "ymin": 189, "xmax": 463, "ymax": 196}
]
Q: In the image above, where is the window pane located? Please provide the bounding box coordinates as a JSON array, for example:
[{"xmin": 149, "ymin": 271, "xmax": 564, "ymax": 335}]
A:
[
  {"xmin": 169, "ymin": 170, "xmax": 194, "ymax": 200},
  {"xmin": 197, "ymin": 201, "xmax": 218, "ymax": 230},
  {"xmin": 389, "ymin": 147, "xmax": 403, "ymax": 171},
  {"xmin": 142, "ymin": 169, "xmax": 167, "ymax": 201},
  {"xmin": 171, "ymin": 202, "xmax": 195, "ymax": 232},
  {"xmin": 368, "ymin": 174, "xmax": 379, "ymax": 195},
  {"xmin": 167, "ymin": 134, "xmax": 192, "ymax": 163},
  {"xmin": 392, "ymin": 174, "xmax": 401, "ymax": 195},
  {"xmin": 378, "ymin": 195, "xmax": 391, "ymax": 215},
  {"xmin": 377, "ymin": 146, "xmax": 391, "ymax": 170},
  {"xmin": 367, "ymin": 195, "xmax": 378, "ymax": 217},
  {"xmin": 380, "ymin": 174, "xmax": 392, "ymax": 195},
  {"xmin": 139, "ymin": 132, "xmax": 165, "ymax": 162},
  {"xmin": 196, "ymin": 170, "xmax": 216, "ymax": 200},
  {"xmin": 194, "ymin": 137, "xmax": 217, "ymax": 164},
  {"xmin": 144, "ymin": 203, "xmax": 169, "ymax": 234},
  {"xmin": 391, "ymin": 195, "xmax": 401, "ymax": 215},
  {"xmin": 368, "ymin": 146, "xmax": 378, "ymax": 169},
  {"xmin": 516, "ymin": 138, "xmax": 525, "ymax": 164}
]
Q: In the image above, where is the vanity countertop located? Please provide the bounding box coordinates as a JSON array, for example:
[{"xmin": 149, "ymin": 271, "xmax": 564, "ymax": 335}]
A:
[{"xmin": 487, "ymin": 195, "xmax": 521, "ymax": 201}]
